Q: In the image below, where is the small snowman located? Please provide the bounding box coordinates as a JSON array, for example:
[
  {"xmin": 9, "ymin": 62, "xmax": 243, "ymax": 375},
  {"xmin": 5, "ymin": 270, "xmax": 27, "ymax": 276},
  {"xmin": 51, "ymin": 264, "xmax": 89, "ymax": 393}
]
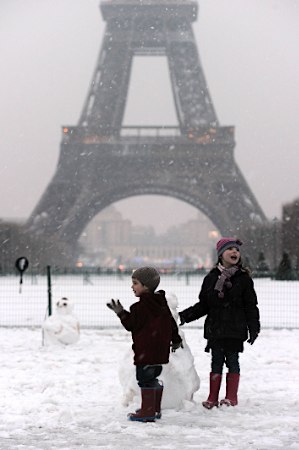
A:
[
  {"xmin": 119, "ymin": 292, "xmax": 200, "ymax": 410},
  {"xmin": 42, "ymin": 297, "xmax": 80, "ymax": 345}
]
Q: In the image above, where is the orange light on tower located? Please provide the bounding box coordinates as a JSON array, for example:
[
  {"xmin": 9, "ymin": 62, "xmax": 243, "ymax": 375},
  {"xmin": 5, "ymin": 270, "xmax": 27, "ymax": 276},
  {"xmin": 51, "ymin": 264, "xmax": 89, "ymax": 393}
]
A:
[
  {"xmin": 76, "ymin": 261, "xmax": 83, "ymax": 268},
  {"xmin": 209, "ymin": 230, "xmax": 219, "ymax": 239}
]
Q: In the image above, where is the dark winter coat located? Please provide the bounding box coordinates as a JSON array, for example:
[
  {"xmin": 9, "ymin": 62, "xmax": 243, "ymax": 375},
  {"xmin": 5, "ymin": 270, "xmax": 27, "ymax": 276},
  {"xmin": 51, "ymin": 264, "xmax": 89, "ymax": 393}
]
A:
[
  {"xmin": 118, "ymin": 290, "xmax": 182, "ymax": 365},
  {"xmin": 179, "ymin": 267, "xmax": 260, "ymax": 348}
]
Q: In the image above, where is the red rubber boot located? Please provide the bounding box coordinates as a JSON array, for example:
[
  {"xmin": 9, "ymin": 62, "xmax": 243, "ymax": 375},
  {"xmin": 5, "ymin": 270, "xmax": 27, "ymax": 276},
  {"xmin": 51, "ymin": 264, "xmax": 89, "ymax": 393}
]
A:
[
  {"xmin": 155, "ymin": 384, "xmax": 164, "ymax": 419},
  {"xmin": 220, "ymin": 373, "xmax": 240, "ymax": 406},
  {"xmin": 202, "ymin": 373, "xmax": 222, "ymax": 409},
  {"xmin": 128, "ymin": 388, "xmax": 156, "ymax": 422}
]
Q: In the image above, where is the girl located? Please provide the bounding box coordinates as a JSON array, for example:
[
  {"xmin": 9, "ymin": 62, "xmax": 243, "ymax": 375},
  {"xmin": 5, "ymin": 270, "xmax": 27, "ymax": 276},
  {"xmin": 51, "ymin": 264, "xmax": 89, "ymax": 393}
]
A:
[{"xmin": 179, "ymin": 237, "xmax": 260, "ymax": 409}]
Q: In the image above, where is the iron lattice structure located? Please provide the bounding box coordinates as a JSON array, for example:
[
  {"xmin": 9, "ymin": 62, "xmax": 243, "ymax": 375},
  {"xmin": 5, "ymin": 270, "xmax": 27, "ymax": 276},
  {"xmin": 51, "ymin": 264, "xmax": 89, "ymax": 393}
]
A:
[{"xmin": 27, "ymin": 0, "xmax": 267, "ymax": 263}]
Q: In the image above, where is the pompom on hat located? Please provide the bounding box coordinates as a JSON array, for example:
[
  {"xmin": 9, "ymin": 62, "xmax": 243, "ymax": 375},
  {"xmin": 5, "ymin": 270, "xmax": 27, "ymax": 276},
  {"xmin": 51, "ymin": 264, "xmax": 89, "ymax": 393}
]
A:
[
  {"xmin": 216, "ymin": 237, "xmax": 243, "ymax": 258},
  {"xmin": 132, "ymin": 266, "xmax": 160, "ymax": 292}
]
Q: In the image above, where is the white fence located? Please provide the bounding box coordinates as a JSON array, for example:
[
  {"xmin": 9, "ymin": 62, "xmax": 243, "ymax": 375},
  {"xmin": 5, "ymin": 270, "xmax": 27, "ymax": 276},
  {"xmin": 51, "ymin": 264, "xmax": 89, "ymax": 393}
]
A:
[{"xmin": 0, "ymin": 273, "xmax": 298, "ymax": 328}]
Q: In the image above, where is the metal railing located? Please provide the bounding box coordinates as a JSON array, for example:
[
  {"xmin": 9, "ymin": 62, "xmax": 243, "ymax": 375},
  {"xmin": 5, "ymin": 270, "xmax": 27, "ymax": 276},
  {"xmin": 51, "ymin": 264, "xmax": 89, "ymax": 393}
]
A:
[{"xmin": 0, "ymin": 268, "xmax": 298, "ymax": 329}]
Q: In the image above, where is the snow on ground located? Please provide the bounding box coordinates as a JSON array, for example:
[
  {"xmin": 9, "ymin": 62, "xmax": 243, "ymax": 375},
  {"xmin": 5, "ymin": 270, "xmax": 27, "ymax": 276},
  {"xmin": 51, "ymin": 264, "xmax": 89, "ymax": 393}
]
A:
[{"xmin": 0, "ymin": 326, "xmax": 298, "ymax": 450}]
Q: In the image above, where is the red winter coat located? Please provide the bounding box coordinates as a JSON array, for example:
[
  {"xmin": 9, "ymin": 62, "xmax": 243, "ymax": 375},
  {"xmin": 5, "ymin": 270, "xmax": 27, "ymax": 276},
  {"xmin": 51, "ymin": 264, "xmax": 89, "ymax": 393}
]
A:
[{"xmin": 118, "ymin": 290, "xmax": 182, "ymax": 365}]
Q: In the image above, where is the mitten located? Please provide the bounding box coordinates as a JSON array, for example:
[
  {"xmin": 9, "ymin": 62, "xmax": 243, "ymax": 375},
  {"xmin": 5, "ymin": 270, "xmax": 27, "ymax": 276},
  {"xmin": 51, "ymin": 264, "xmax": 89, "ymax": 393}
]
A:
[
  {"xmin": 106, "ymin": 299, "xmax": 124, "ymax": 316},
  {"xmin": 247, "ymin": 331, "xmax": 258, "ymax": 345},
  {"xmin": 171, "ymin": 340, "xmax": 184, "ymax": 352}
]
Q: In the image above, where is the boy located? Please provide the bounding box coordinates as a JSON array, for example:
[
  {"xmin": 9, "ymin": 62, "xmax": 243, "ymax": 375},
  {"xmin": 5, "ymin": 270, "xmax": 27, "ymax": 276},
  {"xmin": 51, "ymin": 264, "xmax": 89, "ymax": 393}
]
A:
[{"xmin": 107, "ymin": 266, "xmax": 183, "ymax": 422}]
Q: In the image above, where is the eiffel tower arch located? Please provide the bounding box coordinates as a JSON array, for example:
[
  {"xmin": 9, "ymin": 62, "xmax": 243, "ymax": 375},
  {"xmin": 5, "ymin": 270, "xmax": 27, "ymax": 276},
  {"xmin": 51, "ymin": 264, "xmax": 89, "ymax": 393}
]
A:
[{"xmin": 27, "ymin": 0, "xmax": 267, "ymax": 264}]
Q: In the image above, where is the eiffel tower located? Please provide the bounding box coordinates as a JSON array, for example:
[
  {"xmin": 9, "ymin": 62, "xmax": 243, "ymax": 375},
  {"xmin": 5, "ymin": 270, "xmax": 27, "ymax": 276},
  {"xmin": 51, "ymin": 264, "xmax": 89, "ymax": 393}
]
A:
[{"xmin": 27, "ymin": 0, "xmax": 267, "ymax": 263}]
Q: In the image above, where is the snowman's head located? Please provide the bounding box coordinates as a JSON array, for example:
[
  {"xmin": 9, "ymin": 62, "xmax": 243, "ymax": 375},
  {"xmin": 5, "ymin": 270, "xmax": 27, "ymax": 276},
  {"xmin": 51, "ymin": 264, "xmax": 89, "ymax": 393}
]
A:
[{"xmin": 56, "ymin": 297, "xmax": 74, "ymax": 315}]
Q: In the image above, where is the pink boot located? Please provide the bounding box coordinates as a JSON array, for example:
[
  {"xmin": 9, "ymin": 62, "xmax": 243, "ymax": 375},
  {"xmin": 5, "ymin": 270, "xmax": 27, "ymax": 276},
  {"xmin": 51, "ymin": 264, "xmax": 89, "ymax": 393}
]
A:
[
  {"xmin": 202, "ymin": 373, "xmax": 222, "ymax": 409},
  {"xmin": 220, "ymin": 373, "xmax": 240, "ymax": 406}
]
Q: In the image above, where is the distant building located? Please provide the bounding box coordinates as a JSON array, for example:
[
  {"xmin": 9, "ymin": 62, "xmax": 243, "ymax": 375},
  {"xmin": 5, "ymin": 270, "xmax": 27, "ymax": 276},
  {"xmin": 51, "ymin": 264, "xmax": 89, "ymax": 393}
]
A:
[
  {"xmin": 78, "ymin": 207, "xmax": 133, "ymax": 265},
  {"xmin": 78, "ymin": 207, "xmax": 219, "ymax": 269}
]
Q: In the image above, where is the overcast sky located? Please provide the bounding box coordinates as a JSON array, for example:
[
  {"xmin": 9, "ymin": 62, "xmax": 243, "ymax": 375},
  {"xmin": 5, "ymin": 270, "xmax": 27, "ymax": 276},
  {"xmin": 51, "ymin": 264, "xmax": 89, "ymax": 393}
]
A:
[{"xmin": 0, "ymin": 0, "xmax": 298, "ymax": 234}]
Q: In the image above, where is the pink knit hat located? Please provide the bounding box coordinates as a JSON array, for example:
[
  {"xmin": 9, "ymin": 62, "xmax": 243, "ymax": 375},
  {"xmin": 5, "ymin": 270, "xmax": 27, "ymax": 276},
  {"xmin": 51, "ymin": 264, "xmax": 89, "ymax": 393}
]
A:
[{"xmin": 216, "ymin": 237, "xmax": 243, "ymax": 257}]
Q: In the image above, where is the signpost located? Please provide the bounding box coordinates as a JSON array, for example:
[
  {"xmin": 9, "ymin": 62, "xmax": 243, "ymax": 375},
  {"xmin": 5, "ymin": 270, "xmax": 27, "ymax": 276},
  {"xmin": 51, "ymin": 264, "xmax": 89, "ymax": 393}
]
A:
[{"xmin": 15, "ymin": 257, "xmax": 29, "ymax": 293}]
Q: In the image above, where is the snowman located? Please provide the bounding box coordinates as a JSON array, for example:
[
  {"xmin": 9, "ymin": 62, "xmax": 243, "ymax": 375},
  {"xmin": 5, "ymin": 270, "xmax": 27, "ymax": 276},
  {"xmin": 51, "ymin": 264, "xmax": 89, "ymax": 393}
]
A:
[
  {"xmin": 42, "ymin": 297, "xmax": 80, "ymax": 345},
  {"xmin": 119, "ymin": 292, "xmax": 200, "ymax": 410}
]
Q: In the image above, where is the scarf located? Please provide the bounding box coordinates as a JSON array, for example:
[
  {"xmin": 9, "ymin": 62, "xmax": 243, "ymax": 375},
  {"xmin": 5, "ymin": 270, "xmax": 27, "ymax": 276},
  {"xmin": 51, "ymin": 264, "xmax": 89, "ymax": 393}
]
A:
[{"xmin": 214, "ymin": 263, "xmax": 239, "ymax": 298}]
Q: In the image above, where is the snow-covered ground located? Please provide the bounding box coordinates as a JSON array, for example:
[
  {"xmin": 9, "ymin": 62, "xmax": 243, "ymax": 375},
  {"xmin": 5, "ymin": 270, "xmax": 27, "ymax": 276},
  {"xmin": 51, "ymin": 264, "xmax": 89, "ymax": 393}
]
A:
[
  {"xmin": 0, "ymin": 327, "xmax": 298, "ymax": 450},
  {"xmin": 0, "ymin": 275, "xmax": 298, "ymax": 449}
]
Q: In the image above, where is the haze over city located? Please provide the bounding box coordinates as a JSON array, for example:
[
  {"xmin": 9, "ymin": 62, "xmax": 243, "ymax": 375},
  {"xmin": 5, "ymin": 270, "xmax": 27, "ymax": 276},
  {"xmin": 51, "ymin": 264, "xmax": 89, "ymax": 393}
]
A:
[{"xmin": 0, "ymin": 0, "xmax": 298, "ymax": 234}]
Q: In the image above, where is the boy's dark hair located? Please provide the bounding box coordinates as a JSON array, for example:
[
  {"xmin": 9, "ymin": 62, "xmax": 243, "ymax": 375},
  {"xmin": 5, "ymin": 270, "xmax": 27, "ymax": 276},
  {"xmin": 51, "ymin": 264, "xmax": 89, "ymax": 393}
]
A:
[{"xmin": 132, "ymin": 267, "xmax": 160, "ymax": 292}]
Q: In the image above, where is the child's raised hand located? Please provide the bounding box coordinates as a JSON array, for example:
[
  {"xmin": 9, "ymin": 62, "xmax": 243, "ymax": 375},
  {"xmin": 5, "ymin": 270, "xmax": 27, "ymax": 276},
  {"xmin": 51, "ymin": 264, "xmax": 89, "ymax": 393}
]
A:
[{"xmin": 106, "ymin": 299, "xmax": 124, "ymax": 315}]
